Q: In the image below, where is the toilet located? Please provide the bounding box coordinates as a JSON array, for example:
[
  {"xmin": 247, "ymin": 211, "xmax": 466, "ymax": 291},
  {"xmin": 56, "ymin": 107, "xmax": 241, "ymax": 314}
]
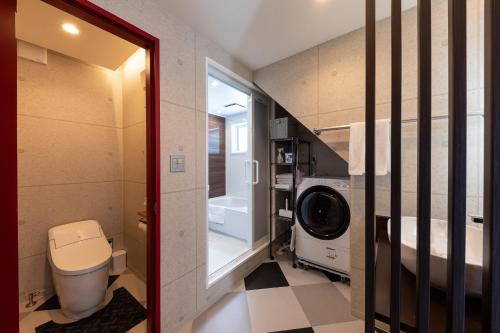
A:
[{"xmin": 47, "ymin": 220, "xmax": 112, "ymax": 319}]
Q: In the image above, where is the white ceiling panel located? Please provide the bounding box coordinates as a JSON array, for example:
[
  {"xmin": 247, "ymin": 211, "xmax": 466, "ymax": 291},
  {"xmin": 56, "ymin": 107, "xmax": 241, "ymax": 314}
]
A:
[
  {"xmin": 160, "ymin": 0, "xmax": 417, "ymax": 70},
  {"xmin": 16, "ymin": 0, "xmax": 139, "ymax": 70}
]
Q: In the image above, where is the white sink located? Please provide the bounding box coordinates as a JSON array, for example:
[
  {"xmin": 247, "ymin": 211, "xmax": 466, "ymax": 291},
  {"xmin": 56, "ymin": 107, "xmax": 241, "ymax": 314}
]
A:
[{"xmin": 388, "ymin": 216, "xmax": 483, "ymax": 297}]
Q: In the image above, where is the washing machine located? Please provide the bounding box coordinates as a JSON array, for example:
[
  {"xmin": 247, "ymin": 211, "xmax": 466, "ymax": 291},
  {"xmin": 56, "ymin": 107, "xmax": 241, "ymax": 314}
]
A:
[{"xmin": 295, "ymin": 177, "xmax": 351, "ymax": 277}]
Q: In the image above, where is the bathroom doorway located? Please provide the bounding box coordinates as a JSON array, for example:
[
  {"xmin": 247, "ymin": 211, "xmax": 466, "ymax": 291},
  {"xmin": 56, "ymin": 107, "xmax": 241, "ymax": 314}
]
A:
[
  {"xmin": 206, "ymin": 63, "xmax": 270, "ymax": 284},
  {"xmin": 3, "ymin": 0, "xmax": 160, "ymax": 332}
]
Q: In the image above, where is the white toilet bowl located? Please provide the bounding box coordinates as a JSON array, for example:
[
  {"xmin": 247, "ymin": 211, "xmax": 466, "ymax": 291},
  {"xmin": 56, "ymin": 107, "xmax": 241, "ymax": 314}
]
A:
[{"xmin": 48, "ymin": 220, "xmax": 112, "ymax": 319}]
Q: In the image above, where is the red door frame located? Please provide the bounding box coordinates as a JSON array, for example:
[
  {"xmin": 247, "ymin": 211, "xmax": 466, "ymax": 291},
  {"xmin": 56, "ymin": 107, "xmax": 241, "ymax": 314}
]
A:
[{"xmin": 2, "ymin": 1, "xmax": 161, "ymax": 332}]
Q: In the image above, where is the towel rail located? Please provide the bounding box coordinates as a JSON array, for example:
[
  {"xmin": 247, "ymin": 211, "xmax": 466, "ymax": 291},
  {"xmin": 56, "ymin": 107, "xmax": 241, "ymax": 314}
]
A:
[{"xmin": 312, "ymin": 112, "xmax": 484, "ymax": 135}]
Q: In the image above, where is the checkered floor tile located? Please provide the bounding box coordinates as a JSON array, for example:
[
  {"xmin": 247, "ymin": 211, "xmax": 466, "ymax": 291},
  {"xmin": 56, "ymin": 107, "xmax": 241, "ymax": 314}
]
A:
[
  {"xmin": 189, "ymin": 256, "xmax": 362, "ymax": 333},
  {"xmin": 244, "ymin": 262, "xmax": 289, "ymax": 290},
  {"xmin": 269, "ymin": 328, "xmax": 315, "ymax": 333}
]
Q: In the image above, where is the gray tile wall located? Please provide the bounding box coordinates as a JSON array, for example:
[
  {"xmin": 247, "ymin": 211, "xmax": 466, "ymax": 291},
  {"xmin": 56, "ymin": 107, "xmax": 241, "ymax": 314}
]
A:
[{"xmin": 254, "ymin": 0, "xmax": 484, "ymax": 319}]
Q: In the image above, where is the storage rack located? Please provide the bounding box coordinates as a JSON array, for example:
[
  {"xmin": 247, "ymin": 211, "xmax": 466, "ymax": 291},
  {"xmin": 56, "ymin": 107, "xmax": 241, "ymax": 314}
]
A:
[{"xmin": 269, "ymin": 137, "xmax": 311, "ymax": 267}]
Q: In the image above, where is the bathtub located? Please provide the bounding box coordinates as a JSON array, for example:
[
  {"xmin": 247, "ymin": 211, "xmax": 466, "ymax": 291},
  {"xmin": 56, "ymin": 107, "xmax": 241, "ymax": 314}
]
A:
[
  {"xmin": 208, "ymin": 196, "xmax": 249, "ymax": 240},
  {"xmin": 388, "ymin": 216, "xmax": 483, "ymax": 297}
]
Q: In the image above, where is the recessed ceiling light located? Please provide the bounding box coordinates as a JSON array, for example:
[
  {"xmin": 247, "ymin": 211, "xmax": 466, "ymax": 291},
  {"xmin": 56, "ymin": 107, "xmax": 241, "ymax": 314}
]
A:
[
  {"xmin": 211, "ymin": 80, "xmax": 220, "ymax": 87},
  {"xmin": 62, "ymin": 23, "xmax": 80, "ymax": 35}
]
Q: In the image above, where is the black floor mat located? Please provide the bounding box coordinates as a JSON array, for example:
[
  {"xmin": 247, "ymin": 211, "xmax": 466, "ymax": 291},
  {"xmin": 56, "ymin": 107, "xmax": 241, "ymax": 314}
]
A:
[
  {"xmin": 35, "ymin": 287, "xmax": 146, "ymax": 333},
  {"xmin": 35, "ymin": 275, "xmax": 120, "ymax": 312}
]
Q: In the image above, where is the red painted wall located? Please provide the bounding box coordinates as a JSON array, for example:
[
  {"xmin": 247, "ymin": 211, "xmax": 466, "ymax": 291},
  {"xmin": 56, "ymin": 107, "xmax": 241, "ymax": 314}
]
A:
[{"xmin": 1, "ymin": 0, "xmax": 19, "ymax": 332}]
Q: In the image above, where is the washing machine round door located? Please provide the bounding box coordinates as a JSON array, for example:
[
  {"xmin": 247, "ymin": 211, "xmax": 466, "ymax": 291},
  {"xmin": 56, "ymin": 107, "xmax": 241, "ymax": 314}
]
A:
[{"xmin": 296, "ymin": 185, "xmax": 350, "ymax": 240}]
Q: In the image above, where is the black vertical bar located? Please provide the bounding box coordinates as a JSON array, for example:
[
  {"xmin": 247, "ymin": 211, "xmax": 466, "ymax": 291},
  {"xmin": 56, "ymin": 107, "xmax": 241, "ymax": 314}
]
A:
[
  {"xmin": 447, "ymin": 0, "xmax": 467, "ymax": 332},
  {"xmin": 482, "ymin": 0, "xmax": 500, "ymax": 332},
  {"xmin": 365, "ymin": 0, "xmax": 376, "ymax": 332},
  {"xmin": 390, "ymin": 0, "xmax": 402, "ymax": 332},
  {"xmin": 269, "ymin": 133, "xmax": 273, "ymax": 260},
  {"xmin": 292, "ymin": 140, "xmax": 297, "ymax": 267},
  {"xmin": 416, "ymin": 0, "xmax": 431, "ymax": 332}
]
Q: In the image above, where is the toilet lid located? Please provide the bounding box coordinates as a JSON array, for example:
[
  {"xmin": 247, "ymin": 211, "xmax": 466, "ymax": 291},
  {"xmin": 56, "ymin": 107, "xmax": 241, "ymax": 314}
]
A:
[{"xmin": 48, "ymin": 221, "xmax": 112, "ymax": 276}]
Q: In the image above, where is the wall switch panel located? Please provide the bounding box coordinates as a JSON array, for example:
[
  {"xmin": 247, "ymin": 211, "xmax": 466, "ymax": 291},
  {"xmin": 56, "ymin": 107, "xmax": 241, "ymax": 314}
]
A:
[{"xmin": 170, "ymin": 155, "xmax": 185, "ymax": 172}]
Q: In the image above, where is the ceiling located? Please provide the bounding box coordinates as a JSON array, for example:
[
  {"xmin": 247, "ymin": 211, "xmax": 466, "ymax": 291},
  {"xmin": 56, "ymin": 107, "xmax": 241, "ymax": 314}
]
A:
[
  {"xmin": 16, "ymin": 0, "xmax": 140, "ymax": 70},
  {"xmin": 160, "ymin": 0, "xmax": 417, "ymax": 70},
  {"xmin": 208, "ymin": 75, "xmax": 249, "ymax": 118}
]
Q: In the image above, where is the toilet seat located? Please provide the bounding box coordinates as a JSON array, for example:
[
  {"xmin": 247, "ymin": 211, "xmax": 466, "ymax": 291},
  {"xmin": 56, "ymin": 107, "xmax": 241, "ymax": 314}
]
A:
[
  {"xmin": 48, "ymin": 220, "xmax": 112, "ymax": 275},
  {"xmin": 48, "ymin": 237, "xmax": 112, "ymax": 276}
]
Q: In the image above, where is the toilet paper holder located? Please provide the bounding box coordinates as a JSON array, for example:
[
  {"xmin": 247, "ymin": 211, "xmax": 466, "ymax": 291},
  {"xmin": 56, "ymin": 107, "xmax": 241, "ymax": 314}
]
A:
[{"xmin": 137, "ymin": 210, "xmax": 147, "ymax": 224}]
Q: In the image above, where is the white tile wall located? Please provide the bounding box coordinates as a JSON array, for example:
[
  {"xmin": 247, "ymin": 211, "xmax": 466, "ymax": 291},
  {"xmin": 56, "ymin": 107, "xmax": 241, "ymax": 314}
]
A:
[
  {"xmin": 18, "ymin": 181, "xmax": 123, "ymax": 259},
  {"xmin": 162, "ymin": 270, "xmax": 197, "ymax": 333},
  {"xmin": 317, "ymin": 28, "xmax": 365, "ymax": 114},
  {"xmin": 17, "ymin": 53, "xmax": 120, "ymax": 127},
  {"xmin": 123, "ymin": 181, "xmax": 147, "ymax": 242},
  {"xmin": 18, "ymin": 254, "xmax": 53, "ymax": 297},
  {"xmin": 17, "ymin": 116, "xmax": 123, "ymax": 187},
  {"xmin": 161, "ymin": 190, "xmax": 197, "ymax": 286},
  {"xmin": 160, "ymin": 102, "xmax": 196, "ymax": 194},
  {"xmin": 123, "ymin": 123, "xmax": 146, "ymax": 184},
  {"xmin": 160, "ymin": 17, "xmax": 196, "ymax": 109},
  {"xmin": 253, "ymin": 47, "xmax": 318, "ymax": 118},
  {"xmin": 125, "ymin": 235, "xmax": 147, "ymax": 282},
  {"xmin": 121, "ymin": 51, "xmax": 148, "ymax": 281}
]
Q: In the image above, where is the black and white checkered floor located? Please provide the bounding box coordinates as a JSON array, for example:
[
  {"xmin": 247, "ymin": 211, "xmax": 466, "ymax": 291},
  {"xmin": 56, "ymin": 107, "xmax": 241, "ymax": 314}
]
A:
[
  {"xmin": 179, "ymin": 257, "xmax": 363, "ymax": 333},
  {"xmin": 19, "ymin": 259, "xmax": 362, "ymax": 333}
]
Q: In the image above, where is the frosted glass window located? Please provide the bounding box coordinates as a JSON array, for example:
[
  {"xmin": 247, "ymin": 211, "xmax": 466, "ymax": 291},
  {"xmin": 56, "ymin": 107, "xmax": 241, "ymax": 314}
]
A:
[{"xmin": 231, "ymin": 123, "xmax": 247, "ymax": 154}]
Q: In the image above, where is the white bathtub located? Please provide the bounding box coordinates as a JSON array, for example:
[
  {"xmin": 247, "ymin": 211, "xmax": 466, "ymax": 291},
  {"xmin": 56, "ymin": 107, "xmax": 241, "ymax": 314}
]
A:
[
  {"xmin": 208, "ymin": 196, "xmax": 249, "ymax": 240},
  {"xmin": 388, "ymin": 216, "xmax": 483, "ymax": 297}
]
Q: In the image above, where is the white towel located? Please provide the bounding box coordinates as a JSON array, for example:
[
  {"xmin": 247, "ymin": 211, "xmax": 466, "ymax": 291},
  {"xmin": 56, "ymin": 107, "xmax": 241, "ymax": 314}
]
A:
[
  {"xmin": 348, "ymin": 122, "xmax": 366, "ymax": 175},
  {"xmin": 348, "ymin": 119, "xmax": 391, "ymax": 176}
]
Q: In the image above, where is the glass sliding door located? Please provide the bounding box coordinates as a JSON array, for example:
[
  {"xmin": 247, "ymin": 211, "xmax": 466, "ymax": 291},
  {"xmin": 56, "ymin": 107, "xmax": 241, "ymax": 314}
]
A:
[
  {"xmin": 250, "ymin": 94, "xmax": 270, "ymax": 249},
  {"xmin": 206, "ymin": 72, "xmax": 253, "ymax": 277}
]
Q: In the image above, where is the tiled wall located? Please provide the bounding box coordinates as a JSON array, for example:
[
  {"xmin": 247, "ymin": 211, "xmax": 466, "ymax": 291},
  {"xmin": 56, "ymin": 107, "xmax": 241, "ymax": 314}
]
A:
[
  {"xmin": 86, "ymin": 1, "xmax": 260, "ymax": 332},
  {"xmin": 254, "ymin": 0, "xmax": 484, "ymax": 320},
  {"xmin": 17, "ymin": 51, "xmax": 124, "ymax": 298},
  {"xmin": 121, "ymin": 49, "xmax": 148, "ymax": 281}
]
